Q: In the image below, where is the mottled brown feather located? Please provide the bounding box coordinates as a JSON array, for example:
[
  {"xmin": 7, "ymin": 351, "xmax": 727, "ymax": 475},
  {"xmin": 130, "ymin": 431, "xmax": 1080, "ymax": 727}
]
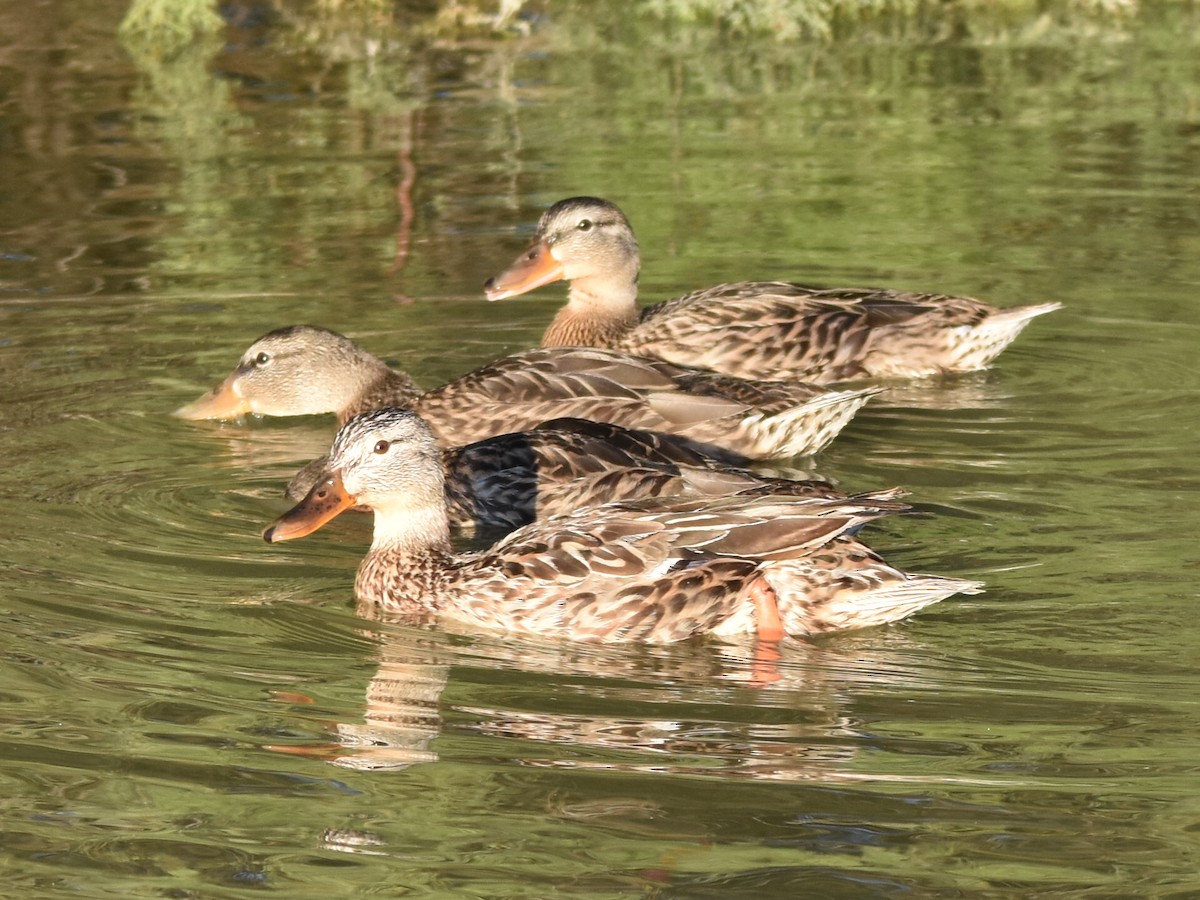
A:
[
  {"xmin": 290, "ymin": 416, "xmax": 873, "ymax": 534},
  {"xmin": 267, "ymin": 410, "xmax": 981, "ymax": 644},
  {"xmin": 486, "ymin": 197, "xmax": 1061, "ymax": 383},
  {"xmin": 182, "ymin": 327, "xmax": 879, "ymax": 465}
]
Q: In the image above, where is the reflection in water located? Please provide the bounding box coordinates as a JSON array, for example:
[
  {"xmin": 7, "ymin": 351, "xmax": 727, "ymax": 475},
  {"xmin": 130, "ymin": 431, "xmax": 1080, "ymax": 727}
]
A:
[
  {"xmin": 273, "ymin": 608, "xmax": 951, "ymax": 787},
  {"xmin": 3, "ymin": 2, "xmax": 1200, "ymax": 895},
  {"xmin": 269, "ymin": 655, "xmax": 448, "ymax": 772},
  {"xmin": 123, "ymin": 34, "xmax": 253, "ymax": 284},
  {"xmin": 859, "ymin": 370, "xmax": 1018, "ymax": 412},
  {"xmin": 184, "ymin": 416, "xmax": 335, "ymax": 497},
  {"xmin": 120, "ymin": 0, "xmax": 224, "ymax": 57}
]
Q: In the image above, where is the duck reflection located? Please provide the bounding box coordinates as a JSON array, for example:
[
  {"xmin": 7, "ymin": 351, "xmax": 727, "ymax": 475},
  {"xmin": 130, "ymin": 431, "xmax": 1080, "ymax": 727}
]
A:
[{"xmin": 265, "ymin": 607, "xmax": 943, "ymax": 784}]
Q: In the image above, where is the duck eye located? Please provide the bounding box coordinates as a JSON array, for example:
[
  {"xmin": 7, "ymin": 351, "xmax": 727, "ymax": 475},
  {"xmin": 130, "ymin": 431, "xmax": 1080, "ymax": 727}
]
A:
[
  {"xmin": 373, "ymin": 440, "xmax": 390, "ymax": 454},
  {"xmin": 255, "ymin": 352, "xmax": 271, "ymax": 366},
  {"xmin": 577, "ymin": 219, "xmax": 593, "ymax": 232}
]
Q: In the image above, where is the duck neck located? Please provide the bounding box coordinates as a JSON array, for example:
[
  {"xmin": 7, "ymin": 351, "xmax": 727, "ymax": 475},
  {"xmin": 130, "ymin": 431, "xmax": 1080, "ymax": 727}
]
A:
[
  {"xmin": 542, "ymin": 277, "xmax": 641, "ymax": 349},
  {"xmin": 356, "ymin": 502, "xmax": 455, "ymax": 609},
  {"xmin": 340, "ymin": 367, "xmax": 423, "ymax": 426},
  {"xmin": 371, "ymin": 501, "xmax": 452, "ymax": 558}
]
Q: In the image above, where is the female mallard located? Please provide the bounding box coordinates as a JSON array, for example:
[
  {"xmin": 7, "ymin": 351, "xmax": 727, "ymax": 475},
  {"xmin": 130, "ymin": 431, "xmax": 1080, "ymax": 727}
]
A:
[
  {"xmin": 263, "ymin": 408, "xmax": 982, "ymax": 643},
  {"xmin": 174, "ymin": 325, "xmax": 879, "ymax": 460},
  {"xmin": 484, "ymin": 196, "xmax": 1062, "ymax": 384},
  {"xmin": 291, "ymin": 415, "xmax": 901, "ymax": 533}
]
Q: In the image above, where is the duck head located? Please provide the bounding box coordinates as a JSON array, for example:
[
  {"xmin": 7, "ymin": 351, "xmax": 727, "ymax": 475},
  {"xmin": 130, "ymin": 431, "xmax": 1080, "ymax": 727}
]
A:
[
  {"xmin": 484, "ymin": 196, "xmax": 641, "ymax": 302},
  {"xmin": 264, "ymin": 408, "xmax": 448, "ymax": 547},
  {"xmin": 174, "ymin": 325, "xmax": 396, "ymax": 421}
]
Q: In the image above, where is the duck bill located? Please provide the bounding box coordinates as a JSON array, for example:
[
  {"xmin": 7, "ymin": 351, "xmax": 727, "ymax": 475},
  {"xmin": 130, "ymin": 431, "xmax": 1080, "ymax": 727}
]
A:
[
  {"xmin": 174, "ymin": 373, "xmax": 250, "ymax": 420},
  {"xmin": 483, "ymin": 240, "xmax": 565, "ymax": 301},
  {"xmin": 263, "ymin": 472, "xmax": 356, "ymax": 543}
]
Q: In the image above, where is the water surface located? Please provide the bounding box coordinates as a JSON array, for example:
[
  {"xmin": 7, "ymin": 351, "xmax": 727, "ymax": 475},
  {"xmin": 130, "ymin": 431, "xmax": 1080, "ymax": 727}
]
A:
[{"xmin": 2, "ymin": 2, "xmax": 1199, "ymax": 896}]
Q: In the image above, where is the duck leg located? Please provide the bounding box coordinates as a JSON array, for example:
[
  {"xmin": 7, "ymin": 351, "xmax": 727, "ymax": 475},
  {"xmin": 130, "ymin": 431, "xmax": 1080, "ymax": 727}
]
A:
[
  {"xmin": 747, "ymin": 576, "xmax": 785, "ymax": 642},
  {"xmin": 745, "ymin": 576, "xmax": 785, "ymax": 686}
]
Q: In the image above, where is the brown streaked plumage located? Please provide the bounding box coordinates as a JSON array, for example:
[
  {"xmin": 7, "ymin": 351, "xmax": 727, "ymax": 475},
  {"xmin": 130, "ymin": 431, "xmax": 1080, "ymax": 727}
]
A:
[
  {"xmin": 484, "ymin": 196, "xmax": 1062, "ymax": 384},
  {"xmin": 263, "ymin": 409, "xmax": 983, "ymax": 643},
  {"xmin": 174, "ymin": 325, "xmax": 880, "ymax": 460},
  {"xmin": 288, "ymin": 416, "xmax": 901, "ymax": 533}
]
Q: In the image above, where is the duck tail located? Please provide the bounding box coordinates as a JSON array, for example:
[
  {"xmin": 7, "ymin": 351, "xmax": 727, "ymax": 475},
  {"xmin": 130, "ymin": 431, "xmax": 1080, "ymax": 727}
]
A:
[
  {"xmin": 763, "ymin": 540, "xmax": 984, "ymax": 636},
  {"xmin": 746, "ymin": 386, "xmax": 881, "ymax": 459},
  {"xmin": 955, "ymin": 301, "xmax": 1063, "ymax": 370}
]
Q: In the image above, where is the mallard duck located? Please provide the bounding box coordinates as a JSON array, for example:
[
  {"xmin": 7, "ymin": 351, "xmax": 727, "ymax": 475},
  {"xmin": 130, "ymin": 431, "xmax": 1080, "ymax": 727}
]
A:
[
  {"xmin": 289, "ymin": 415, "xmax": 900, "ymax": 532},
  {"xmin": 484, "ymin": 196, "xmax": 1062, "ymax": 384},
  {"xmin": 174, "ymin": 325, "xmax": 879, "ymax": 460},
  {"xmin": 264, "ymin": 408, "xmax": 983, "ymax": 643}
]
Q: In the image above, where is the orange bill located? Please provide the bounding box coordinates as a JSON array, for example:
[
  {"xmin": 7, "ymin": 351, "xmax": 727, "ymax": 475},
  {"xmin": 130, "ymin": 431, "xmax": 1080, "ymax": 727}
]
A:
[
  {"xmin": 263, "ymin": 471, "xmax": 356, "ymax": 543},
  {"xmin": 483, "ymin": 240, "xmax": 565, "ymax": 301},
  {"xmin": 173, "ymin": 373, "xmax": 250, "ymax": 420}
]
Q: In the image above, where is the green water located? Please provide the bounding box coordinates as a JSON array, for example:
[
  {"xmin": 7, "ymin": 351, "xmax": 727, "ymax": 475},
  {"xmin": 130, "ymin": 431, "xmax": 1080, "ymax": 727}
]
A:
[{"xmin": 2, "ymin": 2, "xmax": 1199, "ymax": 896}]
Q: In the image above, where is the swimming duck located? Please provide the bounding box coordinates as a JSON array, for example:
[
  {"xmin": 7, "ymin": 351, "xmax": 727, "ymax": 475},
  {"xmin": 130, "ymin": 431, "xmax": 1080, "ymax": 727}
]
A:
[
  {"xmin": 288, "ymin": 415, "xmax": 899, "ymax": 532},
  {"xmin": 174, "ymin": 325, "xmax": 879, "ymax": 460},
  {"xmin": 263, "ymin": 408, "xmax": 983, "ymax": 643},
  {"xmin": 484, "ymin": 196, "xmax": 1062, "ymax": 384}
]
